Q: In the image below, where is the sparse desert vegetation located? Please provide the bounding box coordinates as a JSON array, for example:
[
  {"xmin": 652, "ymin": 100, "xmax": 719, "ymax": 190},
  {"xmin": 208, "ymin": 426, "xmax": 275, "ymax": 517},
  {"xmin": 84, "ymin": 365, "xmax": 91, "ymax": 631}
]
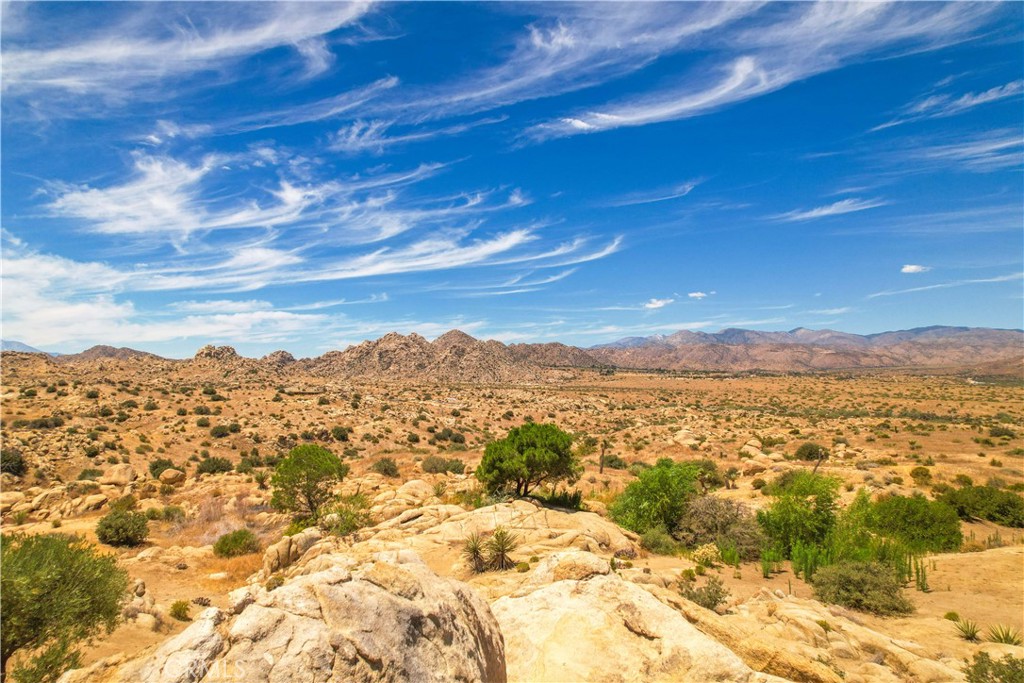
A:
[{"xmin": 1, "ymin": 347, "xmax": 1022, "ymax": 682}]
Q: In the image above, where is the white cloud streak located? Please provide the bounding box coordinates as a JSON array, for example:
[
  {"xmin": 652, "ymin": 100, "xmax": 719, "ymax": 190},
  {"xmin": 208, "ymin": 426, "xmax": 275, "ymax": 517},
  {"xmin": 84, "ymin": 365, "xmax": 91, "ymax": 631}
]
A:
[
  {"xmin": 643, "ymin": 298, "xmax": 674, "ymax": 310},
  {"xmin": 867, "ymin": 272, "xmax": 1023, "ymax": 299},
  {"xmin": 901, "ymin": 264, "xmax": 931, "ymax": 274},
  {"xmin": 525, "ymin": 2, "xmax": 1004, "ymax": 141},
  {"xmin": 872, "ymin": 79, "xmax": 1024, "ymax": 131},
  {"xmin": 774, "ymin": 197, "xmax": 888, "ymax": 222},
  {"xmin": 2, "ymin": 3, "xmax": 374, "ymax": 102}
]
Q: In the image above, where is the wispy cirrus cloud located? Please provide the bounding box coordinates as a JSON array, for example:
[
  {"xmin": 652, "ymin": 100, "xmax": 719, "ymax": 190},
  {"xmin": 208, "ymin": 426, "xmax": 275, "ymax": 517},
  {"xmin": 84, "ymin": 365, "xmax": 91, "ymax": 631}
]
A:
[
  {"xmin": 774, "ymin": 197, "xmax": 888, "ymax": 222},
  {"xmin": 895, "ymin": 129, "xmax": 1024, "ymax": 173},
  {"xmin": 329, "ymin": 116, "xmax": 506, "ymax": 155},
  {"xmin": 602, "ymin": 180, "xmax": 701, "ymax": 208},
  {"xmin": 867, "ymin": 272, "xmax": 1023, "ymax": 299},
  {"xmin": 1, "ymin": 3, "xmax": 376, "ymax": 109},
  {"xmin": 525, "ymin": 2, "xmax": 1006, "ymax": 141},
  {"xmin": 872, "ymin": 79, "xmax": 1024, "ymax": 131}
]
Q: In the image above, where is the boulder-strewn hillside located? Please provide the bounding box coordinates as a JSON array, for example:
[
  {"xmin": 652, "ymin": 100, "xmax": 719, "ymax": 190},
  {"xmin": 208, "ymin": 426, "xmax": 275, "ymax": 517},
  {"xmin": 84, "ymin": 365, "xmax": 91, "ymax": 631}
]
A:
[
  {"xmin": 589, "ymin": 326, "xmax": 1024, "ymax": 373},
  {"xmin": 55, "ymin": 345, "xmax": 166, "ymax": 363},
  {"xmin": 508, "ymin": 342, "xmax": 602, "ymax": 368},
  {"xmin": 299, "ymin": 330, "xmax": 547, "ymax": 383}
]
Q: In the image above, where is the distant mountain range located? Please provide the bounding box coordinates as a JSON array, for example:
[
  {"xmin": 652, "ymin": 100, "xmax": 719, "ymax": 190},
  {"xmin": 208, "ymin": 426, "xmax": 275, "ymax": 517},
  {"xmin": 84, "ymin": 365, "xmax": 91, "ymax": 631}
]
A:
[
  {"xmin": 1, "ymin": 340, "xmax": 52, "ymax": 355},
  {"xmin": 587, "ymin": 326, "xmax": 1023, "ymax": 373},
  {"xmin": 3, "ymin": 326, "xmax": 1021, "ymax": 379}
]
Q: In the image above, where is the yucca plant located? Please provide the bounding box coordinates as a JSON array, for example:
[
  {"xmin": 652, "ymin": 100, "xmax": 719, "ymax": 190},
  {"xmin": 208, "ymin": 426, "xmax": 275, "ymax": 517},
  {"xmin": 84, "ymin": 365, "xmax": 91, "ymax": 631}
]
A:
[
  {"xmin": 988, "ymin": 624, "xmax": 1023, "ymax": 646},
  {"xmin": 955, "ymin": 618, "xmax": 981, "ymax": 642},
  {"xmin": 485, "ymin": 526, "xmax": 518, "ymax": 571},
  {"xmin": 462, "ymin": 532, "xmax": 487, "ymax": 573}
]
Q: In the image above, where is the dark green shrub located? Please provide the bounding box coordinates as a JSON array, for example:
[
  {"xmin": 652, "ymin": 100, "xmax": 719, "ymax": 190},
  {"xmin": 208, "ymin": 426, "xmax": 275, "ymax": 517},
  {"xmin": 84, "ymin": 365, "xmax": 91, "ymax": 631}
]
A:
[
  {"xmin": 963, "ymin": 652, "xmax": 1024, "ymax": 683},
  {"xmin": 77, "ymin": 468, "xmax": 103, "ymax": 481},
  {"xmin": 640, "ymin": 526, "xmax": 681, "ymax": 555},
  {"xmin": 422, "ymin": 456, "xmax": 466, "ymax": 474},
  {"xmin": 680, "ymin": 575, "xmax": 730, "ymax": 611},
  {"xmin": 95, "ymin": 510, "xmax": 149, "ymax": 547},
  {"xmin": 675, "ymin": 496, "xmax": 764, "ymax": 561},
  {"xmin": 370, "ymin": 457, "xmax": 399, "ymax": 477},
  {"xmin": 610, "ymin": 458, "xmax": 699, "ymax": 534},
  {"xmin": 148, "ymin": 458, "xmax": 175, "ymax": 479},
  {"xmin": 535, "ymin": 488, "xmax": 584, "ymax": 510},
  {"xmin": 475, "ymin": 423, "xmax": 579, "ymax": 497},
  {"xmin": 271, "ymin": 444, "xmax": 349, "ymax": 520},
  {"xmin": 939, "ymin": 486, "xmax": 1024, "ymax": 527},
  {"xmin": 795, "ymin": 442, "xmax": 829, "ymax": 461},
  {"xmin": 867, "ymin": 494, "xmax": 962, "ymax": 552},
  {"xmin": 213, "ymin": 529, "xmax": 261, "ymax": 558},
  {"xmin": 209, "ymin": 425, "xmax": 230, "ymax": 438},
  {"xmin": 811, "ymin": 561, "xmax": 913, "ymax": 615},
  {"xmin": 196, "ymin": 457, "xmax": 233, "ymax": 475},
  {"xmin": 910, "ymin": 466, "xmax": 932, "ymax": 485},
  {"xmin": 196, "ymin": 417, "xmax": 210, "ymax": 427},
  {"xmin": 989, "ymin": 426, "xmax": 1017, "ymax": 439},
  {"xmin": 1, "ymin": 448, "xmax": 27, "ymax": 476},
  {"xmin": 1, "ymin": 533, "xmax": 128, "ymax": 683}
]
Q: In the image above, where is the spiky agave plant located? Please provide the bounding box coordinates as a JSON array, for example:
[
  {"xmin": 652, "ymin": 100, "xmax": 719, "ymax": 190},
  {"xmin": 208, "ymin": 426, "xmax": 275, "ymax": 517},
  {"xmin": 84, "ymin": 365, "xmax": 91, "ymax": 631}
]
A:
[
  {"xmin": 988, "ymin": 624, "xmax": 1023, "ymax": 646},
  {"xmin": 955, "ymin": 619, "xmax": 981, "ymax": 642},
  {"xmin": 462, "ymin": 531, "xmax": 487, "ymax": 573},
  {"xmin": 485, "ymin": 526, "xmax": 518, "ymax": 571}
]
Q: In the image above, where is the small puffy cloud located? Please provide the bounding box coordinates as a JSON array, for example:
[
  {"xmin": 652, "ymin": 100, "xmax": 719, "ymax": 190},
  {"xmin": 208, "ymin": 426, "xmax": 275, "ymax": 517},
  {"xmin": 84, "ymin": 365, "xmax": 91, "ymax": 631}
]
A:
[
  {"xmin": 688, "ymin": 291, "xmax": 708, "ymax": 299},
  {"xmin": 901, "ymin": 264, "xmax": 931, "ymax": 274},
  {"xmin": 643, "ymin": 297, "xmax": 674, "ymax": 309}
]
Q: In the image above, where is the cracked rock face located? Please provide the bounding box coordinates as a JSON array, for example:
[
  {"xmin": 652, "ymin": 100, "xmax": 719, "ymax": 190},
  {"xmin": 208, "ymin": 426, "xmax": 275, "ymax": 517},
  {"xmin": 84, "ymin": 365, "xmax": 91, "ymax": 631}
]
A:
[
  {"xmin": 491, "ymin": 572, "xmax": 783, "ymax": 683},
  {"xmin": 60, "ymin": 554, "xmax": 506, "ymax": 683}
]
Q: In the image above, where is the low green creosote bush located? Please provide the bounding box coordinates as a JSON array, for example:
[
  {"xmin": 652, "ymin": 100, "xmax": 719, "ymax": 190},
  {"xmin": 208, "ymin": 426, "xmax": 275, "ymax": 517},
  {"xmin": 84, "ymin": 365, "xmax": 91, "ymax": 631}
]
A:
[
  {"xmin": 963, "ymin": 652, "xmax": 1024, "ymax": 683},
  {"xmin": 213, "ymin": 529, "xmax": 261, "ymax": 558},
  {"xmin": 811, "ymin": 561, "xmax": 912, "ymax": 616},
  {"xmin": 96, "ymin": 510, "xmax": 149, "ymax": 547},
  {"xmin": 680, "ymin": 576, "xmax": 730, "ymax": 611},
  {"xmin": 169, "ymin": 600, "xmax": 191, "ymax": 622}
]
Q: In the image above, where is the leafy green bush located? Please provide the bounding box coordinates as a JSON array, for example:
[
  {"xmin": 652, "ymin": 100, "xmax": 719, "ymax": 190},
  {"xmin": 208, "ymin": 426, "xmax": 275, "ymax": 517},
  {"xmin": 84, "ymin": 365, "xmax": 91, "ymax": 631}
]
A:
[
  {"xmin": 196, "ymin": 457, "xmax": 233, "ymax": 475},
  {"xmin": 77, "ymin": 468, "xmax": 103, "ymax": 481},
  {"xmin": 639, "ymin": 526, "xmax": 681, "ymax": 555},
  {"xmin": 95, "ymin": 510, "xmax": 149, "ymax": 547},
  {"xmin": 757, "ymin": 471, "xmax": 840, "ymax": 557},
  {"xmin": 213, "ymin": 529, "xmax": 261, "ymax": 558},
  {"xmin": 963, "ymin": 652, "xmax": 1024, "ymax": 683},
  {"xmin": 271, "ymin": 444, "xmax": 349, "ymax": 520},
  {"xmin": 475, "ymin": 423, "xmax": 580, "ymax": 497},
  {"xmin": 674, "ymin": 496, "xmax": 764, "ymax": 561},
  {"xmin": 939, "ymin": 486, "xmax": 1024, "ymax": 527},
  {"xmin": 0, "ymin": 448, "xmax": 27, "ymax": 476},
  {"xmin": 370, "ymin": 457, "xmax": 399, "ymax": 477},
  {"xmin": 148, "ymin": 458, "xmax": 175, "ymax": 479},
  {"xmin": 1, "ymin": 533, "xmax": 128, "ymax": 683},
  {"xmin": 989, "ymin": 426, "xmax": 1017, "ymax": 439},
  {"xmin": 610, "ymin": 458, "xmax": 699, "ymax": 534},
  {"xmin": 811, "ymin": 561, "xmax": 913, "ymax": 615},
  {"xmin": 867, "ymin": 494, "xmax": 962, "ymax": 552}
]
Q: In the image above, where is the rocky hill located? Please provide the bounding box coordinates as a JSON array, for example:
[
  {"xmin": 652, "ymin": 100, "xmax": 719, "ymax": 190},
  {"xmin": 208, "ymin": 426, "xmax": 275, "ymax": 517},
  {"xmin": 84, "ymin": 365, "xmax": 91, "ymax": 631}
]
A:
[
  {"xmin": 54, "ymin": 345, "xmax": 165, "ymax": 363},
  {"xmin": 299, "ymin": 330, "xmax": 547, "ymax": 384},
  {"xmin": 508, "ymin": 342, "xmax": 602, "ymax": 368},
  {"xmin": 589, "ymin": 326, "xmax": 1024, "ymax": 373}
]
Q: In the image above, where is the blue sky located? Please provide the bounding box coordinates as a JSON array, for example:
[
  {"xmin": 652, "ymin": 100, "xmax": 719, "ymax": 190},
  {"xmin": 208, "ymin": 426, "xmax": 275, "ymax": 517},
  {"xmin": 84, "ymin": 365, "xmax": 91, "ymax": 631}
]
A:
[{"xmin": 2, "ymin": 1, "xmax": 1022, "ymax": 358}]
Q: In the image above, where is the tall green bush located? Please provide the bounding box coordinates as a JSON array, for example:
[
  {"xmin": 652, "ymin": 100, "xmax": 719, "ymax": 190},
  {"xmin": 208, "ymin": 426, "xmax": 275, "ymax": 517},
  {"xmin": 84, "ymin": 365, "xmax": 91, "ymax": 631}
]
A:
[
  {"xmin": 475, "ymin": 423, "xmax": 580, "ymax": 497},
  {"xmin": 610, "ymin": 458, "xmax": 699, "ymax": 534},
  {"xmin": 1, "ymin": 534, "xmax": 128, "ymax": 683}
]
